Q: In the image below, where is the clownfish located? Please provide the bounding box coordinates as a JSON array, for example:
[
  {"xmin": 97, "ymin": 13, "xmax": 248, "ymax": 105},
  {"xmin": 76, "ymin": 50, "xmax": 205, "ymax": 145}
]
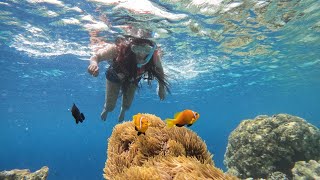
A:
[
  {"xmin": 165, "ymin": 109, "xmax": 200, "ymax": 128},
  {"xmin": 132, "ymin": 113, "xmax": 151, "ymax": 136}
]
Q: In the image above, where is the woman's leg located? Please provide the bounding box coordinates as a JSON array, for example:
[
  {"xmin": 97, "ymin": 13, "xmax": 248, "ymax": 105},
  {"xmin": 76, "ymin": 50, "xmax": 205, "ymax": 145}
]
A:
[
  {"xmin": 101, "ymin": 79, "xmax": 121, "ymax": 121},
  {"xmin": 118, "ymin": 83, "xmax": 137, "ymax": 122}
]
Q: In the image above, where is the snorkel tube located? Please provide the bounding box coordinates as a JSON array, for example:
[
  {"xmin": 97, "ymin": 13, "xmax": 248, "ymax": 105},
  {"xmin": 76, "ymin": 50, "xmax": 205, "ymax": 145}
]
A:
[{"xmin": 137, "ymin": 44, "xmax": 157, "ymax": 68}]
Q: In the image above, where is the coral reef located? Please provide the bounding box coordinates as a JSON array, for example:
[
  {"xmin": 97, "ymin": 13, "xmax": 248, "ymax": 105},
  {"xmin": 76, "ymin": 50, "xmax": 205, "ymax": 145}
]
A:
[
  {"xmin": 0, "ymin": 166, "xmax": 49, "ymax": 180},
  {"xmin": 224, "ymin": 114, "xmax": 320, "ymax": 179},
  {"xmin": 292, "ymin": 160, "xmax": 320, "ymax": 180},
  {"xmin": 267, "ymin": 171, "xmax": 288, "ymax": 180},
  {"xmin": 114, "ymin": 156, "xmax": 237, "ymax": 180},
  {"xmin": 103, "ymin": 113, "xmax": 237, "ymax": 180}
]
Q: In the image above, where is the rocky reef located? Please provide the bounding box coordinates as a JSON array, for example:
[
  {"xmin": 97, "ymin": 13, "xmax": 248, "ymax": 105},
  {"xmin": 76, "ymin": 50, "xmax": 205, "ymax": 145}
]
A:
[
  {"xmin": 292, "ymin": 160, "xmax": 320, "ymax": 180},
  {"xmin": 224, "ymin": 114, "xmax": 320, "ymax": 179},
  {"xmin": 103, "ymin": 113, "xmax": 237, "ymax": 180},
  {"xmin": 0, "ymin": 166, "xmax": 49, "ymax": 180}
]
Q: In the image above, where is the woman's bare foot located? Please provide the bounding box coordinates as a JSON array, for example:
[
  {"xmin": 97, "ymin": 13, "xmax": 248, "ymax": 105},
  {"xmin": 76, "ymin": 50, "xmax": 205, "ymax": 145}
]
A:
[
  {"xmin": 101, "ymin": 109, "xmax": 108, "ymax": 121},
  {"xmin": 118, "ymin": 108, "xmax": 126, "ymax": 122}
]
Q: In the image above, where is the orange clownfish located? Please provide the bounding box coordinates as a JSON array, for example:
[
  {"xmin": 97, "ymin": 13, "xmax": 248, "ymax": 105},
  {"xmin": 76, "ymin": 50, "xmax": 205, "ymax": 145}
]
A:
[
  {"xmin": 165, "ymin": 109, "xmax": 200, "ymax": 128},
  {"xmin": 132, "ymin": 113, "xmax": 151, "ymax": 136}
]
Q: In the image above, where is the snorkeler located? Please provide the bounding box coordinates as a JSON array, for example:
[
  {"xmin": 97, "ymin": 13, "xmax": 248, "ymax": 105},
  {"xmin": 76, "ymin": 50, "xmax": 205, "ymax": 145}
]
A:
[{"xmin": 87, "ymin": 27, "xmax": 170, "ymax": 122}]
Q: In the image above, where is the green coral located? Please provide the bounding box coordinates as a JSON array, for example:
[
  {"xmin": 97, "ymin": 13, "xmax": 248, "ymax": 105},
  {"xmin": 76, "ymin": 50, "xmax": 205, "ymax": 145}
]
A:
[
  {"xmin": 292, "ymin": 160, "xmax": 320, "ymax": 180},
  {"xmin": 224, "ymin": 114, "xmax": 320, "ymax": 179},
  {"xmin": 0, "ymin": 166, "xmax": 49, "ymax": 180}
]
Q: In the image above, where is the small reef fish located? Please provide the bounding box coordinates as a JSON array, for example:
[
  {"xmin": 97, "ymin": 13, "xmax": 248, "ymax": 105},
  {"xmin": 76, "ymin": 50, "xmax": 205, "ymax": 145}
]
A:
[
  {"xmin": 132, "ymin": 113, "xmax": 151, "ymax": 136},
  {"xmin": 71, "ymin": 103, "xmax": 85, "ymax": 124},
  {"xmin": 165, "ymin": 109, "xmax": 200, "ymax": 128}
]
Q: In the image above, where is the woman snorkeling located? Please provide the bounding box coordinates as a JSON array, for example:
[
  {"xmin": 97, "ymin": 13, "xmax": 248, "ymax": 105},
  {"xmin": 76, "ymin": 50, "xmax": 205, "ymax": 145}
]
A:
[{"xmin": 87, "ymin": 28, "xmax": 170, "ymax": 122}]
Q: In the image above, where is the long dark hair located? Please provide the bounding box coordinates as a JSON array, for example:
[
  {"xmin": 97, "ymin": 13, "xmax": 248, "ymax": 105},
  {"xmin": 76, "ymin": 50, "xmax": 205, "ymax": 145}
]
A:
[{"xmin": 113, "ymin": 35, "xmax": 170, "ymax": 94}]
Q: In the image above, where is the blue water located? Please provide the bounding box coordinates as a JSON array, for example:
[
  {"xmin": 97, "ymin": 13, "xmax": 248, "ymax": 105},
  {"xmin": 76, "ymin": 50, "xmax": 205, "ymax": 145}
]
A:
[{"xmin": 1, "ymin": 0, "xmax": 320, "ymax": 179}]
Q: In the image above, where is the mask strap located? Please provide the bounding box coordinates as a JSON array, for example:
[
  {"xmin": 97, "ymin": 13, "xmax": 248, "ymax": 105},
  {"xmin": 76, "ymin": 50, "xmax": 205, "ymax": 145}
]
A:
[{"xmin": 137, "ymin": 44, "xmax": 157, "ymax": 68}]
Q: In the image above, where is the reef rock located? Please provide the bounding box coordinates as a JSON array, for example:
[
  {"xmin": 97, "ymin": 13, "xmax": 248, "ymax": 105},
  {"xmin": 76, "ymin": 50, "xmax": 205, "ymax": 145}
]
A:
[
  {"xmin": 0, "ymin": 166, "xmax": 49, "ymax": 180},
  {"xmin": 292, "ymin": 160, "xmax": 320, "ymax": 180},
  {"xmin": 224, "ymin": 114, "xmax": 320, "ymax": 179},
  {"xmin": 104, "ymin": 113, "xmax": 237, "ymax": 180},
  {"xmin": 267, "ymin": 171, "xmax": 288, "ymax": 180}
]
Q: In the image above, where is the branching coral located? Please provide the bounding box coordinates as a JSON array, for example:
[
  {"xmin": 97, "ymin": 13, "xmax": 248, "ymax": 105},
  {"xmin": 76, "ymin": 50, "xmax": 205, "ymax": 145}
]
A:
[{"xmin": 103, "ymin": 113, "xmax": 235, "ymax": 180}]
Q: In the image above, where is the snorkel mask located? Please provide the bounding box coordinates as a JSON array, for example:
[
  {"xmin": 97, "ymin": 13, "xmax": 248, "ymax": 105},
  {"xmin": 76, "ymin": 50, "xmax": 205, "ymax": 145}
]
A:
[
  {"xmin": 123, "ymin": 26, "xmax": 157, "ymax": 68},
  {"xmin": 132, "ymin": 43, "xmax": 157, "ymax": 68}
]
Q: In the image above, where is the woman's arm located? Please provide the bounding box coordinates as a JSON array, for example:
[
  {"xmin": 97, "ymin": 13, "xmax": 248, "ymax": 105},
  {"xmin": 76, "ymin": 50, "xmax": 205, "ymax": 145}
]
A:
[
  {"xmin": 88, "ymin": 43, "xmax": 118, "ymax": 77},
  {"xmin": 91, "ymin": 43, "xmax": 117, "ymax": 63}
]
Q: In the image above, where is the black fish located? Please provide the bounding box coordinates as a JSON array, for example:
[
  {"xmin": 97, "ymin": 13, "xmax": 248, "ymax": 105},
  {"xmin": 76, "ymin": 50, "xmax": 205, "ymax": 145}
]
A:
[
  {"xmin": 71, "ymin": 103, "xmax": 85, "ymax": 124},
  {"xmin": 137, "ymin": 132, "xmax": 145, "ymax": 136},
  {"xmin": 135, "ymin": 127, "xmax": 145, "ymax": 136}
]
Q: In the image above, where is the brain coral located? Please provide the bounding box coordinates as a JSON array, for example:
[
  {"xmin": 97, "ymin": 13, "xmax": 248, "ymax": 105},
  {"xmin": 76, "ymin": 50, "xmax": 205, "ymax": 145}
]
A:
[
  {"xmin": 292, "ymin": 160, "xmax": 320, "ymax": 179},
  {"xmin": 224, "ymin": 114, "xmax": 320, "ymax": 179},
  {"xmin": 103, "ymin": 113, "xmax": 237, "ymax": 180}
]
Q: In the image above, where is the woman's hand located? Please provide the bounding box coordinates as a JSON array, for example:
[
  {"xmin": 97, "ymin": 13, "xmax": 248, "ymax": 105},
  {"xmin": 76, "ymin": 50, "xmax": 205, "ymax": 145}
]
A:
[{"xmin": 88, "ymin": 61, "xmax": 99, "ymax": 77}]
